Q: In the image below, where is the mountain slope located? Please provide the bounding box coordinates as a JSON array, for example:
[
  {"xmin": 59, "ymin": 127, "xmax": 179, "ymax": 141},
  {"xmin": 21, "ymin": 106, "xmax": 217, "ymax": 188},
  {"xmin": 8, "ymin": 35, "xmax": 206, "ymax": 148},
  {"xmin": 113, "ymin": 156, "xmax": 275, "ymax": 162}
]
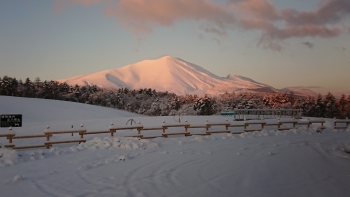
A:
[
  {"xmin": 58, "ymin": 56, "xmax": 279, "ymax": 95},
  {"xmin": 280, "ymin": 87, "xmax": 318, "ymax": 97}
]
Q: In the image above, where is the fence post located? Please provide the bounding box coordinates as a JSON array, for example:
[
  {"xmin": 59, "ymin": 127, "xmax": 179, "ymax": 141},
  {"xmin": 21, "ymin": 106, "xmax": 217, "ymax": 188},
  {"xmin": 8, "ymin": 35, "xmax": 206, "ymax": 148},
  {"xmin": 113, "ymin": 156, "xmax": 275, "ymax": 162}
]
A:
[
  {"xmin": 162, "ymin": 121, "xmax": 166, "ymax": 134},
  {"xmin": 109, "ymin": 122, "xmax": 114, "ymax": 136},
  {"xmin": 80, "ymin": 124, "xmax": 85, "ymax": 139},
  {"xmin": 244, "ymin": 116, "xmax": 247, "ymax": 130},
  {"xmin": 8, "ymin": 127, "xmax": 13, "ymax": 143},
  {"xmin": 206, "ymin": 119, "xmax": 209, "ymax": 132},
  {"xmin": 45, "ymin": 125, "xmax": 50, "ymax": 141}
]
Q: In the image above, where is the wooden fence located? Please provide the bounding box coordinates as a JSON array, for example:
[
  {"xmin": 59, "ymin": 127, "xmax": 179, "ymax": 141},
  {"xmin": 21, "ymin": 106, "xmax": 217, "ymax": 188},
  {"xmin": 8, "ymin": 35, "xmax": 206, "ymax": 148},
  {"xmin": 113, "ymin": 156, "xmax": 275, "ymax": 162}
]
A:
[
  {"xmin": 334, "ymin": 118, "xmax": 350, "ymax": 129},
  {"xmin": 0, "ymin": 118, "xmax": 348, "ymax": 150}
]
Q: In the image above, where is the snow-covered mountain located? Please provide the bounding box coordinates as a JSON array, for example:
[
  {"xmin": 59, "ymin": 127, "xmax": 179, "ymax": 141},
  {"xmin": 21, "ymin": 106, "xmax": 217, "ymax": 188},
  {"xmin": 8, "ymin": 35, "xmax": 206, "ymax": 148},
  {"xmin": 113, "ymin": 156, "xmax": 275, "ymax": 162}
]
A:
[
  {"xmin": 280, "ymin": 87, "xmax": 318, "ymax": 98},
  {"xmin": 58, "ymin": 56, "xmax": 286, "ymax": 95}
]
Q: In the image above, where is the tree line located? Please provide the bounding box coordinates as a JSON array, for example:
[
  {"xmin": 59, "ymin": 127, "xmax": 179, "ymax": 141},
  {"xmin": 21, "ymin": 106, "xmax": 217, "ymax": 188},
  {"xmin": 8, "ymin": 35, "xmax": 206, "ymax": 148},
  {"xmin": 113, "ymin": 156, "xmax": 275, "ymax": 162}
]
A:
[{"xmin": 1, "ymin": 75, "xmax": 350, "ymax": 118}]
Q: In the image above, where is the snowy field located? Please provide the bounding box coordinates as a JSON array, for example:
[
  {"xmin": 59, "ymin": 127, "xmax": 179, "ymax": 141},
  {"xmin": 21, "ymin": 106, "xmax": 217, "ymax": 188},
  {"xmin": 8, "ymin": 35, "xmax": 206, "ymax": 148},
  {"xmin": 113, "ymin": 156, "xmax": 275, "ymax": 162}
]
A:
[{"xmin": 1, "ymin": 96, "xmax": 350, "ymax": 197}]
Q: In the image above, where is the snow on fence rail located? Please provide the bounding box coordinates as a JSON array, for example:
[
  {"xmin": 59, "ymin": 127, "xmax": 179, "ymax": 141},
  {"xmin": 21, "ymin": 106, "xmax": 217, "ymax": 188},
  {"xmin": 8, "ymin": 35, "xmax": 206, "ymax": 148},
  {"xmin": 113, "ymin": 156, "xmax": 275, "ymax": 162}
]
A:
[
  {"xmin": 333, "ymin": 118, "xmax": 350, "ymax": 130},
  {"xmin": 0, "ymin": 118, "xmax": 348, "ymax": 150}
]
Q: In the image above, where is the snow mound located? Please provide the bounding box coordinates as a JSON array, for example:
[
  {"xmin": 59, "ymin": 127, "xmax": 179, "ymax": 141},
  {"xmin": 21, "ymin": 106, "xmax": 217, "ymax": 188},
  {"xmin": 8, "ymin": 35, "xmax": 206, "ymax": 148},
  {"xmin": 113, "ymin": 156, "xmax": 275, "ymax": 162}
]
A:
[
  {"xmin": 13, "ymin": 175, "xmax": 22, "ymax": 182},
  {"xmin": 74, "ymin": 137, "xmax": 159, "ymax": 151},
  {"xmin": 0, "ymin": 149, "xmax": 20, "ymax": 167},
  {"xmin": 0, "ymin": 137, "xmax": 159, "ymax": 168}
]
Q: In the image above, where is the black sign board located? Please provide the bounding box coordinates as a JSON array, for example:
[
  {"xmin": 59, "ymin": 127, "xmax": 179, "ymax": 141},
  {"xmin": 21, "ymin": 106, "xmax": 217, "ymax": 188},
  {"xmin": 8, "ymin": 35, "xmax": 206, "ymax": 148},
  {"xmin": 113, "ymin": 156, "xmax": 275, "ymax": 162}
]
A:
[{"xmin": 1, "ymin": 114, "xmax": 22, "ymax": 127}]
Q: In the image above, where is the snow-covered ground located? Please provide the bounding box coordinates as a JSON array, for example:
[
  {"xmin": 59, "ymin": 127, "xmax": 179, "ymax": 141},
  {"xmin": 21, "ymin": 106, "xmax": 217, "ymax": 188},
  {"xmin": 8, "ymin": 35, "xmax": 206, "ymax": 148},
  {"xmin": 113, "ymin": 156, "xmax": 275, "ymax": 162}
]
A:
[{"xmin": 1, "ymin": 96, "xmax": 350, "ymax": 197}]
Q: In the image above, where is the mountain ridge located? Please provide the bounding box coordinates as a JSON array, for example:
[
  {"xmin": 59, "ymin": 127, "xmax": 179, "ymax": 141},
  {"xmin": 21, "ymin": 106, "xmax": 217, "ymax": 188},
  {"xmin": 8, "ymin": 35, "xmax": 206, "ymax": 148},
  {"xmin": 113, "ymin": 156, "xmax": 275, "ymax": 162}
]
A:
[{"xmin": 58, "ymin": 56, "xmax": 316, "ymax": 96}]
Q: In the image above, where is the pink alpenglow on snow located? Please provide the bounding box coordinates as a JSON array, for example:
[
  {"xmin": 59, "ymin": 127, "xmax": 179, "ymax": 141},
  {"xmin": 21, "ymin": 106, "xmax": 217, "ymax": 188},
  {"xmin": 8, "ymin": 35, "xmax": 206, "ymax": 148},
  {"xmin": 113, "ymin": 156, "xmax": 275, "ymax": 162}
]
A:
[
  {"xmin": 58, "ymin": 56, "xmax": 284, "ymax": 95},
  {"xmin": 1, "ymin": 96, "xmax": 350, "ymax": 197}
]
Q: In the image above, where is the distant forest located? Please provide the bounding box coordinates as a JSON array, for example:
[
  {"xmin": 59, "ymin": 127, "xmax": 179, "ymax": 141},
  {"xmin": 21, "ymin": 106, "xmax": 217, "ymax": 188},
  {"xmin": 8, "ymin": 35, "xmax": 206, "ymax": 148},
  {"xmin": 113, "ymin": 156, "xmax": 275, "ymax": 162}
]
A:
[{"xmin": 1, "ymin": 75, "xmax": 350, "ymax": 118}]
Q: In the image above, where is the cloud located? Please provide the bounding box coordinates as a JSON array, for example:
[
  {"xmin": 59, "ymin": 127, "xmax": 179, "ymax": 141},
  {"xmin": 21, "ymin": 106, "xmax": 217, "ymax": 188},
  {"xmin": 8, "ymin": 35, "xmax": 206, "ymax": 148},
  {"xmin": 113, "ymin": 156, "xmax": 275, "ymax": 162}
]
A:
[
  {"xmin": 294, "ymin": 86, "xmax": 323, "ymax": 89},
  {"xmin": 54, "ymin": 0, "xmax": 350, "ymax": 51},
  {"xmin": 231, "ymin": 0, "xmax": 350, "ymax": 26},
  {"xmin": 197, "ymin": 33, "xmax": 205, "ymax": 40},
  {"xmin": 335, "ymin": 46, "xmax": 347, "ymax": 51},
  {"xmin": 212, "ymin": 37, "xmax": 222, "ymax": 47},
  {"xmin": 230, "ymin": 0, "xmax": 280, "ymax": 21},
  {"xmin": 105, "ymin": 0, "xmax": 235, "ymax": 35},
  {"xmin": 302, "ymin": 42, "xmax": 314, "ymax": 49},
  {"xmin": 257, "ymin": 34, "xmax": 283, "ymax": 52},
  {"xmin": 231, "ymin": 0, "xmax": 348, "ymax": 51},
  {"xmin": 199, "ymin": 25, "xmax": 228, "ymax": 38},
  {"xmin": 281, "ymin": 0, "xmax": 350, "ymax": 26}
]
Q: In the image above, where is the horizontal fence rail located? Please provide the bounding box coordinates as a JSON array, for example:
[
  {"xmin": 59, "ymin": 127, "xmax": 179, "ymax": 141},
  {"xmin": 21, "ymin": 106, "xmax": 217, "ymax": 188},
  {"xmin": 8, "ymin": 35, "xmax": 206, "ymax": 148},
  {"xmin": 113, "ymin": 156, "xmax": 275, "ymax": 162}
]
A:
[{"xmin": 0, "ymin": 117, "xmax": 348, "ymax": 150}]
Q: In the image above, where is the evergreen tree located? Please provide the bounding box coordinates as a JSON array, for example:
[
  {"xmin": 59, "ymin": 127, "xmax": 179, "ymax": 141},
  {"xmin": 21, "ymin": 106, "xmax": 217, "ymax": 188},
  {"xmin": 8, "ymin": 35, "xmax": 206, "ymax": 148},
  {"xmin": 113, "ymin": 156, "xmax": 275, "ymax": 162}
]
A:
[
  {"xmin": 16, "ymin": 79, "xmax": 25, "ymax": 97},
  {"xmin": 146, "ymin": 98, "xmax": 162, "ymax": 116},
  {"xmin": 33, "ymin": 77, "xmax": 42, "ymax": 98},
  {"xmin": 324, "ymin": 92, "xmax": 337, "ymax": 118},
  {"xmin": 337, "ymin": 94, "xmax": 347, "ymax": 118},
  {"xmin": 0, "ymin": 76, "xmax": 13, "ymax": 95},
  {"xmin": 169, "ymin": 96, "xmax": 182, "ymax": 110},
  {"xmin": 50, "ymin": 80, "xmax": 59, "ymax": 99},
  {"xmin": 314, "ymin": 94, "xmax": 325, "ymax": 117},
  {"xmin": 288, "ymin": 91, "xmax": 296, "ymax": 106},
  {"xmin": 347, "ymin": 95, "xmax": 350, "ymax": 118},
  {"xmin": 2, "ymin": 74, "xmax": 350, "ymax": 118},
  {"xmin": 193, "ymin": 94, "xmax": 216, "ymax": 115},
  {"xmin": 293, "ymin": 98, "xmax": 304, "ymax": 109},
  {"xmin": 303, "ymin": 96, "xmax": 316, "ymax": 116},
  {"xmin": 42, "ymin": 80, "xmax": 51, "ymax": 99},
  {"xmin": 23, "ymin": 78, "xmax": 35, "ymax": 97}
]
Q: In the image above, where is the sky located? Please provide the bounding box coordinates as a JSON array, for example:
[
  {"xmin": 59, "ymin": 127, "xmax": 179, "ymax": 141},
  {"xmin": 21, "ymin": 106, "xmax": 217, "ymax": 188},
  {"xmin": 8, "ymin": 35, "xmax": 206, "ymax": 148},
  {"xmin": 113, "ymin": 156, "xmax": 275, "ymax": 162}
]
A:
[{"xmin": 0, "ymin": 0, "xmax": 349, "ymax": 95}]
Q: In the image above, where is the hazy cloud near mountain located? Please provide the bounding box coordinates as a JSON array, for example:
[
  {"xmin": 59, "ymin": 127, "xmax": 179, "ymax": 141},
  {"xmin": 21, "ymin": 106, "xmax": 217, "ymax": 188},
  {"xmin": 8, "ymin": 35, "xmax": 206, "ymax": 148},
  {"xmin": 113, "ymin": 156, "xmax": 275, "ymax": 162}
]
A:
[
  {"xmin": 53, "ymin": 0, "xmax": 350, "ymax": 51},
  {"xmin": 335, "ymin": 46, "xmax": 347, "ymax": 51},
  {"xmin": 302, "ymin": 42, "xmax": 314, "ymax": 49},
  {"xmin": 294, "ymin": 86, "xmax": 323, "ymax": 89}
]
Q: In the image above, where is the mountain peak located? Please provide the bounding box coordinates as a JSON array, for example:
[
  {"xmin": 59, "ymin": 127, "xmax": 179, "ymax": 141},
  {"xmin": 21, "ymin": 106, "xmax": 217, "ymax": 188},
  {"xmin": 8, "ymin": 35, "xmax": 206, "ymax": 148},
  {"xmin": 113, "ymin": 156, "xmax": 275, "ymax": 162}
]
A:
[
  {"xmin": 226, "ymin": 74, "xmax": 235, "ymax": 79},
  {"xmin": 59, "ymin": 57, "xmax": 280, "ymax": 95},
  {"xmin": 158, "ymin": 55, "xmax": 177, "ymax": 61}
]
